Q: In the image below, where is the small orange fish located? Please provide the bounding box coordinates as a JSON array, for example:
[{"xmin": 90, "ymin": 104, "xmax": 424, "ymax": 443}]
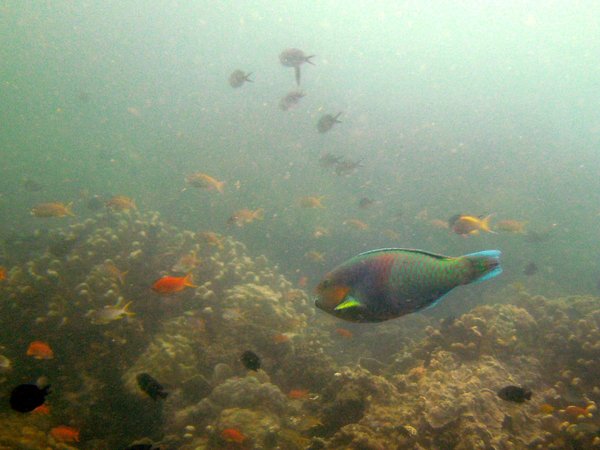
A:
[
  {"xmin": 0, "ymin": 266, "xmax": 6, "ymax": 281},
  {"xmin": 299, "ymin": 196, "xmax": 326, "ymax": 209},
  {"xmin": 227, "ymin": 208, "xmax": 264, "ymax": 227},
  {"xmin": 539, "ymin": 403, "xmax": 555, "ymax": 414},
  {"xmin": 184, "ymin": 172, "xmax": 225, "ymax": 193},
  {"xmin": 288, "ymin": 389, "xmax": 310, "ymax": 400},
  {"xmin": 26, "ymin": 341, "xmax": 54, "ymax": 360},
  {"xmin": 50, "ymin": 425, "xmax": 80, "ymax": 443},
  {"xmin": 32, "ymin": 404, "xmax": 51, "ymax": 415},
  {"xmin": 101, "ymin": 261, "xmax": 127, "ymax": 285},
  {"xmin": 199, "ymin": 231, "xmax": 225, "ymax": 249},
  {"xmin": 273, "ymin": 333, "xmax": 291, "ymax": 344},
  {"xmin": 564, "ymin": 405, "xmax": 591, "ymax": 418},
  {"xmin": 152, "ymin": 273, "xmax": 197, "ymax": 294},
  {"xmin": 312, "ymin": 226, "xmax": 329, "ymax": 239},
  {"xmin": 298, "ymin": 276, "xmax": 308, "ymax": 288},
  {"xmin": 31, "ymin": 202, "xmax": 74, "ymax": 218},
  {"xmin": 344, "ymin": 219, "xmax": 369, "ymax": 230},
  {"xmin": 221, "ymin": 428, "xmax": 246, "ymax": 444},
  {"xmin": 106, "ymin": 195, "xmax": 136, "ymax": 211},
  {"xmin": 335, "ymin": 328, "xmax": 353, "ymax": 338}
]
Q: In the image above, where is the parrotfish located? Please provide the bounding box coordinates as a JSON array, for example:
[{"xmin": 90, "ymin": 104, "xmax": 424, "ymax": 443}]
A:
[{"xmin": 315, "ymin": 248, "xmax": 501, "ymax": 323}]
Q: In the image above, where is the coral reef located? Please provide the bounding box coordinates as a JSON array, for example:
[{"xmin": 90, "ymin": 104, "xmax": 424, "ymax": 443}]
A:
[{"xmin": 3, "ymin": 212, "xmax": 600, "ymax": 448}]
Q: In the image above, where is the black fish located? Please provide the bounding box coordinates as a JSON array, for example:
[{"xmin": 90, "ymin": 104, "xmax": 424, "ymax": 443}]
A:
[
  {"xmin": 279, "ymin": 90, "xmax": 305, "ymax": 111},
  {"xmin": 240, "ymin": 350, "xmax": 261, "ymax": 371},
  {"xmin": 358, "ymin": 197, "xmax": 375, "ymax": 209},
  {"xmin": 318, "ymin": 152, "xmax": 342, "ymax": 168},
  {"xmin": 229, "ymin": 70, "xmax": 253, "ymax": 88},
  {"xmin": 136, "ymin": 373, "xmax": 168, "ymax": 400},
  {"xmin": 10, "ymin": 383, "xmax": 50, "ymax": 413},
  {"xmin": 497, "ymin": 385, "xmax": 532, "ymax": 403},
  {"xmin": 279, "ymin": 48, "xmax": 315, "ymax": 85},
  {"xmin": 317, "ymin": 113, "xmax": 342, "ymax": 133},
  {"xmin": 334, "ymin": 158, "xmax": 362, "ymax": 176},
  {"xmin": 523, "ymin": 262, "xmax": 538, "ymax": 276}
]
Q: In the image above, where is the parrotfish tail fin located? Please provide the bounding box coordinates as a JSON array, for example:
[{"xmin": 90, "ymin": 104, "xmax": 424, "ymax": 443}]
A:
[
  {"xmin": 464, "ymin": 250, "xmax": 502, "ymax": 284},
  {"xmin": 305, "ymin": 55, "xmax": 316, "ymax": 65},
  {"xmin": 245, "ymin": 73, "xmax": 253, "ymax": 82},
  {"xmin": 294, "ymin": 66, "xmax": 301, "ymax": 85},
  {"xmin": 184, "ymin": 273, "xmax": 198, "ymax": 288},
  {"xmin": 481, "ymin": 214, "xmax": 495, "ymax": 233},
  {"xmin": 216, "ymin": 181, "xmax": 225, "ymax": 194}
]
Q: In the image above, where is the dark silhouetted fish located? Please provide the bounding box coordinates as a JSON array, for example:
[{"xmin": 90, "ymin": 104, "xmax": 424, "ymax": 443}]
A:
[
  {"xmin": 279, "ymin": 90, "xmax": 305, "ymax": 111},
  {"xmin": 497, "ymin": 385, "xmax": 532, "ymax": 403},
  {"xmin": 358, "ymin": 197, "xmax": 376, "ymax": 209},
  {"xmin": 334, "ymin": 158, "xmax": 363, "ymax": 176},
  {"xmin": 136, "ymin": 373, "xmax": 168, "ymax": 400},
  {"xmin": 279, "ymin": 48, "xmax": 315, "ymax": 85},
  {"xmin": 318, "ymin": 152, "xmax": 343, "ymax": 168},
  {"xmin": 523, "ymin": 262, "xmax": 538, "ymax": 276},
  {"xmin": 317, "ymin": 113, "xmax": 342, "ymax": 133},
  {"xmin": 240, "ymin": 350, "xmax": 261, "ymax": 371},
  {"xmin": 228, "ymin": 70, "xmax": 253, "ymax": 88},
  {"xmin": 10, "ymin": 383, "xmax": 50, "ymax": 413}
]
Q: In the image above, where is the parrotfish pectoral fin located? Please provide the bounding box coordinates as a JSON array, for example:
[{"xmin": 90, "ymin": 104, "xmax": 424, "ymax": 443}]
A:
[{"xmin": 334, "ymin": 296, "xmax": 362, "ymax": 311}]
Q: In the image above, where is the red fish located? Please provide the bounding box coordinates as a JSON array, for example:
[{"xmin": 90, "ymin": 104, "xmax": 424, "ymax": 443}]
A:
[
  {"xmin": 50, "ymin": 425, "xmax": 80, "ymax": 443},
  {"xmin": 288, "ymin": 389, "xmax": 310, "ymax": 400},
  {"xmin": 272, "ymin": 333, "xmax": 291, "ymax": 344},
  {"xmin": 32, "ymin": 404, "xmax": 51, "ymax": 415},
  {"xmin": 152, "ymin": 273, "xmax": 197, "ymax": 294},
  {"xmin": 335, "ymin": 328, "xmax": 353, "ymax": 338},
  {"xmin": 26, "ymin": 341, "xmax": 54, "ymax": 359},
  {"xmin": 221, "ymin": 428, "xmax": 246, "ymax": 444}
]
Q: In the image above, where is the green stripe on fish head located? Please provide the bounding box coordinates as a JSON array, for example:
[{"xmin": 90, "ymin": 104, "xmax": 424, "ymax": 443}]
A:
[{"xmin": 314, "ymin": 257, "xmax": 384, "ymax": 322}]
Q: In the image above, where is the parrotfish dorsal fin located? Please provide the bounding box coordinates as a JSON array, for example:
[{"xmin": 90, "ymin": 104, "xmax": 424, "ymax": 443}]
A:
[
  {"xmin": 356, "ymin": 248, "xmax": 453, "ymax": 260},
  {"xmin": 334, "ymin": 296, "xmax": 362, "ymax": 311}
]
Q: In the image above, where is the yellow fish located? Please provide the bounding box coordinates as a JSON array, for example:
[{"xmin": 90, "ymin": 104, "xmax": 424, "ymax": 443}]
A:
[
  {"xmin": 31, "ymin": 202, "xmax": 74, "ymax": 218},
  {"xmin": 184, "ymin": 172, "xmax": 225, "ymax": 193},
  {"xmin": 449, "ymin": 214, "xmax": 494, "ymax": 236}
]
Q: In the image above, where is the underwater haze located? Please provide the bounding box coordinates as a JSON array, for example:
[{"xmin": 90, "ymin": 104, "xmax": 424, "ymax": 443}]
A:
[{"xmin": 2, "ymin": 1, "xmax": 600, "ymax": 449}]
